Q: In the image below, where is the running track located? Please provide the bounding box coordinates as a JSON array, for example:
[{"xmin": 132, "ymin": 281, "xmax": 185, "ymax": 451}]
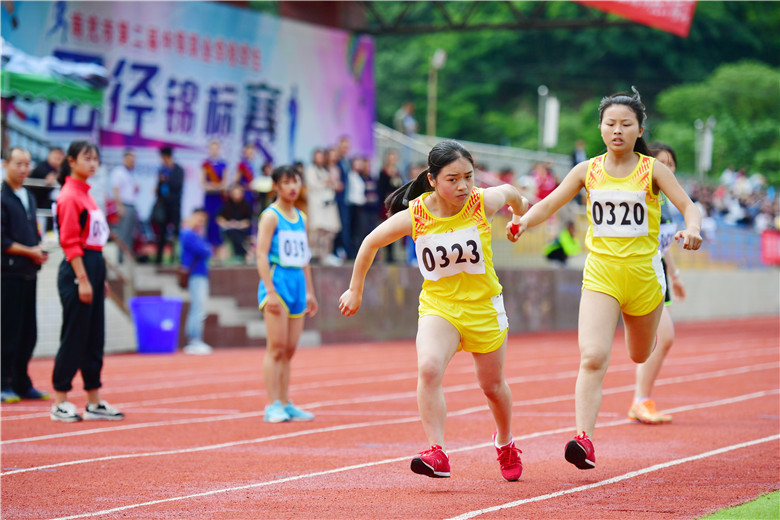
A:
[{"xmin": 1, "ymin": 317, "xmax": 778, "ymax": 520}]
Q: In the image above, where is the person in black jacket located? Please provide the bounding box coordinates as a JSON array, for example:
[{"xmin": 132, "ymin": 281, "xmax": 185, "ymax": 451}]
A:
[
  {"xmin": 1, "ymin": 147, "xmax": 50, "ymax": 402},
  {"xmin": 28, "ymin": 147, "xmax": 64, "ymax": 231},
  {"xmin": 153, "ymin": 146, "xmax": 184, "ymax": 265}
]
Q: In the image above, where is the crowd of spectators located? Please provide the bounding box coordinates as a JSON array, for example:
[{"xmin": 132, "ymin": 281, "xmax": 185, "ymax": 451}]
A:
[
  {"xmin": 17, "ymin": 142, "xmax": 779, "ymax": 270},
  {"xmin": 688, "ymin": 167, "xmax": 778, "ymax": 237}
]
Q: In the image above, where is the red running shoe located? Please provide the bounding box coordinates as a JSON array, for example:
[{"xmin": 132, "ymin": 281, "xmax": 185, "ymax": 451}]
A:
[
  {"xmin": 565, "ymin": 431, "xmax": 596, "ymax": 469},
  {"xmin": 493, "ymin": 432, "xmax": 523, "ymax": 481},
  {"xmin": 411, "ymin": 445, "xmax": 451, "ymax": 478}
]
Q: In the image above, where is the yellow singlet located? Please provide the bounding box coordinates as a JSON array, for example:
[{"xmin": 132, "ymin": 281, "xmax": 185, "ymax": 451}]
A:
[
  {"xmin": 582, "ymin": 153, "xmax": 666, "ymax": 315},
  {"xmin": 410, "ymin": 187, "xmax": 502, "ymax": 302},
  {"xmin": 585, "ymin": 152, "xmax": 661, "ymax": 259}
]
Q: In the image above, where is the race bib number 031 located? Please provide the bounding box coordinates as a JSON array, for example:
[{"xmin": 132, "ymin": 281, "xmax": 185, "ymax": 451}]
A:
[
  {"xmin": 415, "ymin": 226, "xmax": 485, "ymax": 281},
  {"xmin": 278, "ymin": 230, "xmax": 311, "ymax": 267},
  {"xmin": 590, "ymin": 189, "xmax": 648, "ymax": 238}
]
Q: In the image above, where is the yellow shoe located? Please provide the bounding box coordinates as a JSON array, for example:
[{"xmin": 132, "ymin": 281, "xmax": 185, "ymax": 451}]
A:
[{"xmin": 628, "ymin": 399, "xmax": 672, "ymax": 424}]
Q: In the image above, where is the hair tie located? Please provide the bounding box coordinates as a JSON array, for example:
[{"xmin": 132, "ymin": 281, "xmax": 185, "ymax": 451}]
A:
[{"xmin": 401, "ymin": 181, "xmax": 414, "ymax": 207}]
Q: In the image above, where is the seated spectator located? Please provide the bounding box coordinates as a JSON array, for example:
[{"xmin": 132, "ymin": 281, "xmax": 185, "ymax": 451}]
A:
[{"xmin": 216, "ymin": 184, "xmax": 252, "ymax": 263}]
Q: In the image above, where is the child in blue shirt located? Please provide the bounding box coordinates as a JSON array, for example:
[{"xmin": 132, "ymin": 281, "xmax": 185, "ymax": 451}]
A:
[{"xmin": 179, "ymin": 208, "xmax": 213, "ymax": 355}]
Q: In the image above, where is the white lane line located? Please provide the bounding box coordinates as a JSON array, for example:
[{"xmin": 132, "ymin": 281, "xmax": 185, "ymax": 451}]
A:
[
  {"xmin": 43, "ymin": 433, "xmax": 780, "ymax": 520},
  {"xmin": 2, "ymin": 362, "xmax": 776, "ymax": 444},
  {"xmin": 7, "ymin": 346, "xmax": 773, "ymax": 422},
  {"xmin": 4, "ymin": 389, "xmax": 776, "ymax": 478},
  {"xmin": 0, "ymin": 390, "xmax": 263, "ymax": 422},
  {"xmin": 445, "ymin": 434, "xmax": 780, "ymax": 520}
]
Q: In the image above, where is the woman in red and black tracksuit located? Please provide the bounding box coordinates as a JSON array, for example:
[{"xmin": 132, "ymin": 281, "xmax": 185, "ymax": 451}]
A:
[{"xmin": 51, "ymin": 141, "xmax": 124, "ymax": 423}]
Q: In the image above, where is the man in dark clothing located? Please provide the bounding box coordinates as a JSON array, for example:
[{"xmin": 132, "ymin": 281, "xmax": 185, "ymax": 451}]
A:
[
  {"xmin": 1, "ymin": 147, "xmax": 50, "ymax": 402},
  {"xmin": 333, "ymin": 136, "xmax": 353, "ymax": 259},
  {"xmin": 28, "ymin": 147, "xmax": 64, "ymax": 231},
  {"xmin": 154, "ymin": 146, "xmax": 184, "ymax": 265}
]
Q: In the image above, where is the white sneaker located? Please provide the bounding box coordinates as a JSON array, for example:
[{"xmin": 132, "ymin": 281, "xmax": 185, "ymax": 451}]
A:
[
  {"xmin": 322, "ymin": 254, "xmax": 343, "ymax": 267},
  {"xmin": 51, "ymin": 401, "xmax": 83, "ymax": 422},
  {"xmin": 183, "ymin": 341, "xmax": 213, "ymax": 355},
  {"xmin": 84, "ymin": 400, "xmax": 125, "ymax": 421}
]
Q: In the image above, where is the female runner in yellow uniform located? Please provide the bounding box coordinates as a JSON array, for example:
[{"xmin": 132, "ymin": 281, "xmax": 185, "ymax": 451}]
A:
[
  {"xmin": 508, "ymin": 88, "xmax": 702, "ymax": 470},
  {"xmin": 339, "ymin": 140, "xmax": 529, "ymax": 481}
]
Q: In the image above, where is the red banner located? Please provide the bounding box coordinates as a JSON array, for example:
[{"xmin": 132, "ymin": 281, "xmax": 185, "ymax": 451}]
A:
[
  {"xmin": 576, "ymin": 1, "xmax": 697, "ymax": 37},
  {"xmin": 761, "ymin": 230, "xmax": 780, "ymax": 266}
]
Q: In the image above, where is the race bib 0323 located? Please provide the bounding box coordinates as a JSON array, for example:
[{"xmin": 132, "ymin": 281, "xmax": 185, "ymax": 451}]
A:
[{"xmin": 415, "ymin": 226, "xmax": 486, "ymax": 281}]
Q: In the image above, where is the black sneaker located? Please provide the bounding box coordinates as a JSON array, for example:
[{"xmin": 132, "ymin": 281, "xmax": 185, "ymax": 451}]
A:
[
  {"xmin": 20, "ymin": 387, "xmax": 51, "ymax": 400},
  {"xmin": 84, "ymin": 401, "xmax": 125, "ymax": 421},
  {"xmin": 51, "ymin": 401, "xmax": 83, "ymax": 422}
]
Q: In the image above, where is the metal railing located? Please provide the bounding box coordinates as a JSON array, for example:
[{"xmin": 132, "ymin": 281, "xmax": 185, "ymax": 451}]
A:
[{"xmin": 372, "ymin": 122, "xmax": 573, "ymax": 180}]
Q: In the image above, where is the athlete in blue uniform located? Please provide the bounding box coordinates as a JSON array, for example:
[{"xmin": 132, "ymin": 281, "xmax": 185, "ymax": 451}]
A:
[{"xmin": 256, "ymin": 165, "xmax": 318, "ymax": 423}]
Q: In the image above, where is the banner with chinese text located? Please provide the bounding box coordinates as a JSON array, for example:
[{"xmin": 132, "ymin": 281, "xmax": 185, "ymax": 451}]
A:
[{"xmin": 1, "ymin": 1, "xmax": 375, "ymax": 219}]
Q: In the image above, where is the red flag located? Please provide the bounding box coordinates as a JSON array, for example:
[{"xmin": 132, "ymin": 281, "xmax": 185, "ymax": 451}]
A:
[{"xmin": 576, "ymin": 1, "xmax": 697, "ymax": 37}]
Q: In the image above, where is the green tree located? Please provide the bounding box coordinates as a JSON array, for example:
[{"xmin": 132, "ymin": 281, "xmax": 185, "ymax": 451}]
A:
[
  {"xmin": 654, "ymin": 61, "xmax": 780, "ymax": 183},
  {"xmin": 373, "ymin": 1, "xmax": 780, "ymax": 169}
]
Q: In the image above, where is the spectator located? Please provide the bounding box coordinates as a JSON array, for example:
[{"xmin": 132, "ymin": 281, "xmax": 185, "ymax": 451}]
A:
[
  {"xmin": 110, "ymin": 149, "xmax": 138, "ymax": 263},
  {"xmin": 258, "ymin": 161, "xmax": 275, "ymax": 214},
  {"xmin": 544, "ymin": 220, "xmax": 580, "ymax": 266},
  {"xmin": 153, "ymin": 146, "xmax": 184, "ymax": 265},
  {"xmin": 393, "ymin": 101, "xmax": 418, "ymax": 175},
  {"xmin": 572, "ymin": 139, "xmax": 588, "ymax": 167},
  {"xmin": 393, "ymin": 101, "xmax": 418, "ymax": 137},
  {"xmin": 201, "ymin": 140, "xmax": 228, "ymax": 262},
  {"xmin": 303, "ymin": 149, "xmax": 341, "ymax": 266},
  {"xmin": 532, "ymin": 162, "xmax": 557, "ymax": 201},
  {"xmin": 347, "ymin": 156, "xmax": 367, "ymax": 254},
  {"xmin": 28, "ymin": 146, "xmax": 64, "ymax": 231},
  {"xmin": 333, "ymin": 136, "xmax": 353, "ymax": 259},
  {"xmin": 292, "ymin": 161, "xmax": 307, "ymax": 215},
  {"xmin": 179, "ymin": 208, "xmax": 213, "ymax": 355},
  {"xmin": 216, "ymin": 184, "xmax": 252, "ymax": 263},
  {"xmin": 719, "ymin": 165, "xmax": 736, "ymax": 189},
  {"xmin": 377, "ymin": 150, "xmax": 404, "ymax": 262},
  {"xmin": 1, "ymin": 147, "xmax": 50, "ymax": 403},
  {"xmin": 236, "ymin": 143, "xmax": 258, "ymax": 216}
]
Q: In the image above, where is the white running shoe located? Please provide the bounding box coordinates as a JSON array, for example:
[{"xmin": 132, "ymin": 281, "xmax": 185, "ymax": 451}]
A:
[
  {"xmin": 51, "ymin": 401, "xmax": 83, "ymax": 422},
  {"xmin": 84, "ymin": 400, "xmax": 125, "ymax": 421},
  {"xmin": 183, "ymin": 341, "xmax": 213, "ymax": 355}
]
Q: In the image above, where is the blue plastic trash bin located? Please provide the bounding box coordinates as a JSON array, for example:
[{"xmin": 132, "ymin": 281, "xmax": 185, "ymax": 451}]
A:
[{"xmin": 129, "ymin": 296, "xmax": 183, "ymax": 354}]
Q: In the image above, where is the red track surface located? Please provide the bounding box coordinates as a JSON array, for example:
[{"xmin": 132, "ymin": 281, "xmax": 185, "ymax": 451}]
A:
[{"xmin": 1, "ymin": 317, "xmax": 778, "ymax": 520}]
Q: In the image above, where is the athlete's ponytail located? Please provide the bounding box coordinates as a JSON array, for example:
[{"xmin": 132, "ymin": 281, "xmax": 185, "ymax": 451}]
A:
[{"xmin": 385, "ymin": 170, "xmax": 433, "ymax": 215}]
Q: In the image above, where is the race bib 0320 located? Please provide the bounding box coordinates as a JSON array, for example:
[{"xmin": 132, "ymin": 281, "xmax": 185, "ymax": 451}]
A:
[
  {"xmin": 415, "ymin": 226, "xmax": 485, "ymax": 281},
  {"xmin": 590, "ymin": 189, "xmax": 648, "ymax": 238}
]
